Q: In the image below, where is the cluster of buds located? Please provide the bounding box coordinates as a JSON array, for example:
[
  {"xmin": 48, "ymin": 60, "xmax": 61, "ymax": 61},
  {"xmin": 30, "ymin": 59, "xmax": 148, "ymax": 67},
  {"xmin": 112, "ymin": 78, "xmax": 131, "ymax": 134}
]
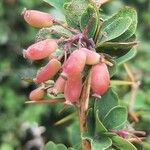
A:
[{"xmin": 22, "ymin": 9, "xmax": 110, "ymax": 105}]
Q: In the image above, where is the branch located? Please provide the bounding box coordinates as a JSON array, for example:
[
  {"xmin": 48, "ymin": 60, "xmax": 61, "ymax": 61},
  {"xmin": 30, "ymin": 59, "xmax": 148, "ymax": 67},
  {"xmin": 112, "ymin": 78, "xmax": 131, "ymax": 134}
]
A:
[{"xmin": 77, "ymin": 71, "xmax": 92, "ymax": 150}]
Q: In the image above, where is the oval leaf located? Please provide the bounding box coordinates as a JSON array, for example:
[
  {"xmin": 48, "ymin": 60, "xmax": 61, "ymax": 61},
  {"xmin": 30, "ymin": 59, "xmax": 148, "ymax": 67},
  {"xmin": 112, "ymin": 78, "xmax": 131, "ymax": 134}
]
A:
[
  {"xmin": 100, "ymin": 16, "xmax": 132, "ymax": 42},
  {"xmin": 64, "ymin": 0, "xmax": 88, "ymax": 29},
  {"xmin": 111, "ymin": 135, "xmax": 137, "ymax": 150},
  {"xmin": 103, "ymin": 106, "xmax": 127, "ymax": 130},
  {"xmin": 116, "ymin": 48, "xmax": 137, "ymax": 65},
  {"xmin": 94, "ymin": 88, "xmax": 119, "ymax": 121},
  {"xmin": 92, "ymin": 136, "xmax": 112, "ymax": 150}
]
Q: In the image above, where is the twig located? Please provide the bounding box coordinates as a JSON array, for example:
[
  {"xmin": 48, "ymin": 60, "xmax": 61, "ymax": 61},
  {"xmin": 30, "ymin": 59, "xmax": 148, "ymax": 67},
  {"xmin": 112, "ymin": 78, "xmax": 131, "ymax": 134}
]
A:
[
  {"xmin": 77, "ymin": 71, "xmax": 92, "ymax": 150},
  {"xmin": 54, "ymin": 112, "xmax": 77, "ymax": 126},
  {"xmin": 25, "ymin": 98, "xmax": 65, "ymax": 104},
  {"xmin": 124, "ymin": 63, "xmax": 140, "ymax": 122}
]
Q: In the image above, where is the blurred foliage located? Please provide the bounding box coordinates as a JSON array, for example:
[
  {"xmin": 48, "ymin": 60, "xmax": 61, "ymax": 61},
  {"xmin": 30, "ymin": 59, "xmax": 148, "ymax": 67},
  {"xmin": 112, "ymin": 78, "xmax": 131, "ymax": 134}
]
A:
[{"xmin": 0, "ymin": 0, "xmax": 150, "ymax": 149}]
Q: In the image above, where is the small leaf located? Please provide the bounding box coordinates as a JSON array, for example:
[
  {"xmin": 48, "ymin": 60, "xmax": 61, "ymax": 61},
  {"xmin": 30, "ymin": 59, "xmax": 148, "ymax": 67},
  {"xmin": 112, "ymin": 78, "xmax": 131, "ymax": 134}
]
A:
[
  {"xmin": 92, "ymin": 136, "xmax": 112, "ymax": 150},
  {"xmin": 94, "ymin": 88, "xmax": 119, "ymax": 121},
  {"xmin": 100, "ymin": 17, "xmax": 132, "ymax": 42},
  {"xmin": 44, "ymin": 141, "xmax": 57, "ymax": 150},
  {"xmin": 43, "ymin": 0, "xmax": 69, "ymax": 12},
  {"xmin": 64, "ymin": 0, "xmax": 88, "ymax": 29},
  {"xmin": 57, "ymin": 144, "xmax": 68, "ymax": 150},
  {"xmin": 102, "ymin": 7, "xmax": 137, "ymax": 41},
  {"xmin": 82, "ymin": 134, "xmax": 112, "ymax": 150},
  {"xmin": 111, "ymin": 135, "xmax": 137, "ymax": 150},
  {"xmin": 44, "ymin": 141, "xmax": 68, "ymax": 150},
  {"xmin": 103, "ymin": 106, "xmax": 127, "ymax": 130},
  {"xmin": 36, "ymin": 25, "xmax": 72, "ymax": 41},
  {"xmin": 115, "ymin": 7, "xmax": 138, "ymax": 41},
  {"xmin": 95, "ymin": 110, "xmax": 107, "ymax": 133},
  {"xmin": 116, "ymin": 48, "xmax": 137, "ymax": 65},
  {"xmin": 80, "ymin": 5, "xmax": 99, "ymax": 38}
]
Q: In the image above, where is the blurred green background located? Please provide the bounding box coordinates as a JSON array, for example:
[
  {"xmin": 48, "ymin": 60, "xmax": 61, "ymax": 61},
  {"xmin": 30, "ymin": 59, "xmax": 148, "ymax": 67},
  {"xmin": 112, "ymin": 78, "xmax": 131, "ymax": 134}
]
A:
[{"xmin": 0, "ymin": 0, "xmax": 150, "ymax": 150}]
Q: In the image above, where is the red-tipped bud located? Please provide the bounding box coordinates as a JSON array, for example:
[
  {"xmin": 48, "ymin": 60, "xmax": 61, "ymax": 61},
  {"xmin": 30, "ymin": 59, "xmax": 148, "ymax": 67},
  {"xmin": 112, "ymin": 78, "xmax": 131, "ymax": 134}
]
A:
[
  {"xmin": 29, "ymin": 87, "xmax": 45, "ymax": 101},
  {"xmin": 23, "ymin": 39, "xmax": 58, "ymax": 60},
  {"xmin": 80, "ymin": 48, "xmax": 100, "ymax": 65},
  {"xmin": 64, "ymin": 75, "xmax": 82, "ymax": 104},
  {"xmin": 34, "ymin": 58, "xmax": 61, "ymax": 83},
  {"xmin": 62, "ymin": 50, "xmax": 86, "ymax": 78},
  {"xmin": 52, "ymin": 76, "xmax": 66, "ymax": 94},
  {"xmin": 22, "ymin": 9, "xmax": 54, "ymax": 28},
  {"xmin": 91, "ymin": 63, "xmax": 110, "ymax": 96}
]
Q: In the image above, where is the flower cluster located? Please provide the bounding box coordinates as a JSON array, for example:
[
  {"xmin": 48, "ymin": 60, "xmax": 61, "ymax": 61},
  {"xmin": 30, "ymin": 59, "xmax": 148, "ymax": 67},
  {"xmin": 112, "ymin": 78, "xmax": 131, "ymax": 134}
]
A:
[{"xmin": 22, "ymin": 9, "xmax": 110, "ymax": 104}]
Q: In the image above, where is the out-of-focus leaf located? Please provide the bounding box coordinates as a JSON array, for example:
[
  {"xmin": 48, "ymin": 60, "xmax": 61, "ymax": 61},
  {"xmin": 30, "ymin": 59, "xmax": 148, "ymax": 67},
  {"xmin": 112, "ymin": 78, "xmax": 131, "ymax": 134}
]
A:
[
  {"xmin": 43, "ymin": 0, "xmax": 70, "ymax": 12},
  {"xmin": 44, "ymin": 141, "xmax": 69, "ymax": 150}
]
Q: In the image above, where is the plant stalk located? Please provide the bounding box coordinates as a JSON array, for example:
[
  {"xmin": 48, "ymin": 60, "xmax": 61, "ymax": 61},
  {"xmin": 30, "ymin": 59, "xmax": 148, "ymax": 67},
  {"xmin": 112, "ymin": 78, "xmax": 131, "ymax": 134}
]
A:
[{"xmin": 77, "ymin": 72, "xmax": 92, "ymax": 150}]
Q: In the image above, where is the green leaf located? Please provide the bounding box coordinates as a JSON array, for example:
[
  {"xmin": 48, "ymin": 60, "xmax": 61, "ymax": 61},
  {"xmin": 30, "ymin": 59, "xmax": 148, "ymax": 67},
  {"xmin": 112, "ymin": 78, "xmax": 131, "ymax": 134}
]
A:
[
  {"xmin": 103, "ymin": 106, "xmax": 127, "ymax": 130},
  {"xmin": 36, "ymin": 25, "xmax": 72, "ymax": 40},
  {"xmin": 95, "ymin": 110, "xmax": 107, "ymax": 133},
  {"xmin": 87, "ymin": 108, "xmax": 95, "ymax": 136},
  {"xmin": 80, "ymin": 5, "xmax": 99, "ymax": 38},
  {"xmin": 82, "ymin": 134, "xmax": 112, "ymax": 150},
  {"xmin": 94, "ymin": 88, "xmax": 119, "ymax": 121},
  {"xmin": 103, "ymin": 7, "xmax": 137, "ymax": 41},
  {"xmin": 64, "ymin": 0, "xmax": 88, "ymax": 29},
  {"xmin": 91, "ymin": 136, "xmax": 112, "ymax": 150},
  {"xmin": 44, "ymin": 141, "xmax": 57, "ymax": 150},
  {"xmin": 97, "ymin": 41, "xmax": 137, "ymax": 50},
  {"xmin": 115, "ymin": 7, "xmax": 138, "ymax": 41},
  {"xmin": 57, "ymin": 144, "xmax": 68, "ymax": 150},
  {"xmin": 44, "ymin": 141, "xmax": 68, "ymax": 150},
  {"xmin": 107, "ymin": 59, "xmax": 117, "ymax": 77},
  {"xmin": 100, "ymin": 17, "xmax": 132, "ymax": 42},
  {"xmin": 111, "ymin": 135, "xmax": 137, "ymax": 150},
  {"xmin": 43, "ymin": 0, "xmax": 70, "ymax": 12},
  {"xmin": 116, "ymin": 48, "xmax": 137, "ymax": 65}
]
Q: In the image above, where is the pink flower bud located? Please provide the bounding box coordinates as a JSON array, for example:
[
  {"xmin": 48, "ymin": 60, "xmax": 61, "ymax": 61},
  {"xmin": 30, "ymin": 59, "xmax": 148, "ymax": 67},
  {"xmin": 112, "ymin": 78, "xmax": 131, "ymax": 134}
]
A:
[
  {"xmin": 23, "ymin": 39, "xmax": 58, "ymax": 60},
  {"xmin": 52, "ymin": 76, "xmax": 66, "ymax": 94},
  {"xmin": 64, "ymin": 75, "xmax": 82, "ymax": 104},
  {"xmin": 91, "ymin": 63, "xmax": 110, "ymax": 96},
  {"xmin": 22, "ymin": 9, "xmax": 54, "ymax": 28},
  {"xmin": 80, "ymin": 48, "xmax": 100, "ymax": 65},
  {"xmin": 29, "ymin": 87, "xmax": 45, "ymax": 101},
  {"xmin": 62, "ymin": 50, "xmax": 86, "ymax": 78},
  {"xmin": 34, "ymin": 58, "xmax": 61, "ymax": 83}
]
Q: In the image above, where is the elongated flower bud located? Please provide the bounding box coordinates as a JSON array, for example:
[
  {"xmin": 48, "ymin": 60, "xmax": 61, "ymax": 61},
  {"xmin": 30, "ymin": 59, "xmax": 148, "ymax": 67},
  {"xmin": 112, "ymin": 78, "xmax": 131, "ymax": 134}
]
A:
[
  {"xmin": 64, "ymin": 75, "xmax": 82, "ymax": 104},
  {"xmin": 52, "ymin": 76, "xmax": 66, "ymax": 94},
  {"xmin": 29, "ymin": 87, "xmax": 45, "ymax": 101},
  {"xmin": 91, "ymin": 63, "xmax": 110, "ymax": 96},
  {"xmin": 80, "ymin": 48, "xmax": 100, "ymax": 65},
  {"xmin": 61, "ymin": 50, "xmax": 86, "ymax": 78},
  {"xmin": 34, "ymin": 58, "xmax": 61, "ymax": 83},
  {"xmin": 22, "ymin": 9, "xmax": 54, "ymax": 28},
  {"xmin": 23, "ymin": 39, "xmax": 58, "ymax": 60}
]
